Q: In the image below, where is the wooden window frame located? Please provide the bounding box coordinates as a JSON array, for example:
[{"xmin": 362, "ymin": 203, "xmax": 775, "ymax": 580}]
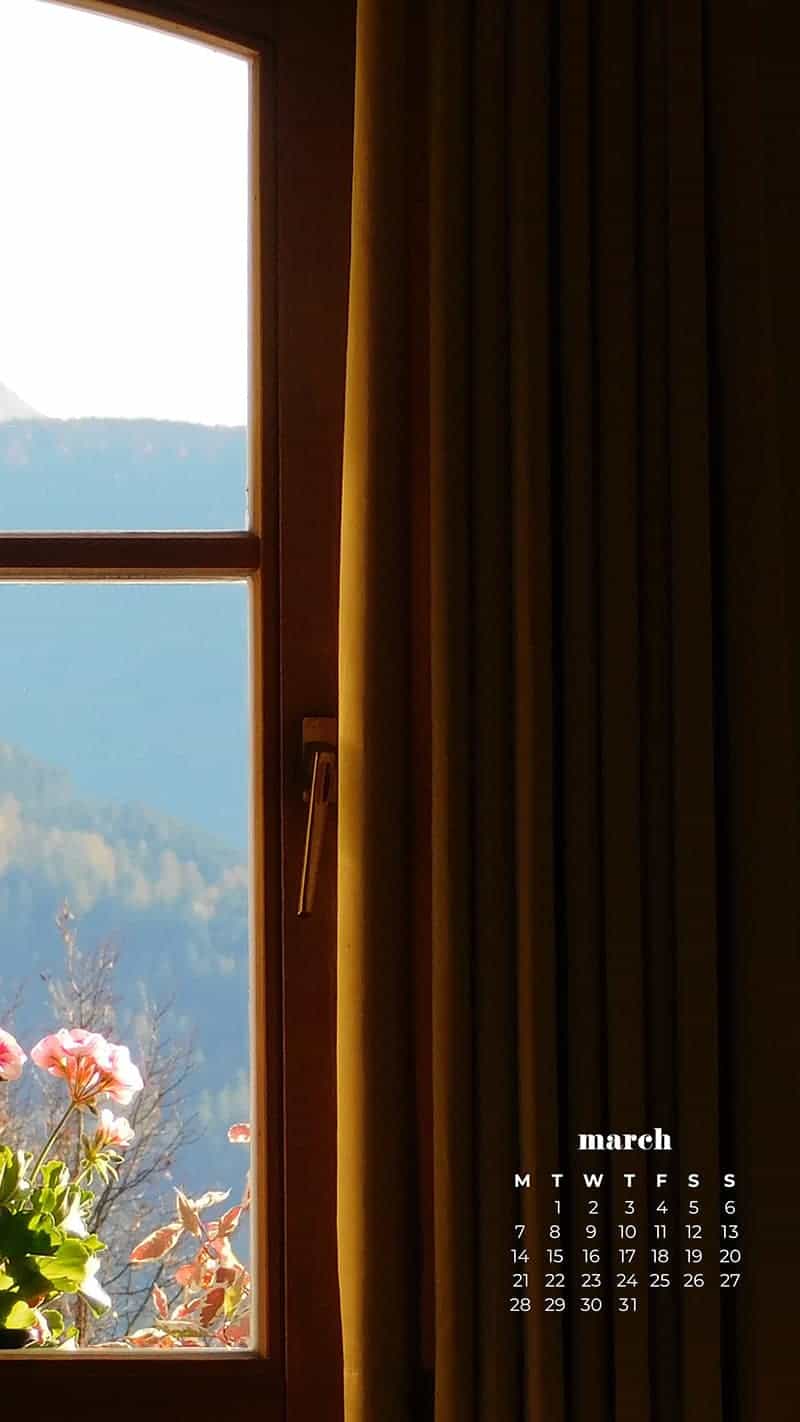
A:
[{"xmin": 2, "ymin": 2, "xmax": 353, "ymax": 1419}]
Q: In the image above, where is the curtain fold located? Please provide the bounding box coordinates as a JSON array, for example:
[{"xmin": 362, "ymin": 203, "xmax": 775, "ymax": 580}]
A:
[
  {"xmin": 336, "ymin": 1, "xmax": 418, "ymax": 1417},
  {"xmin": 337, "ymin": 0, "xmax": 799, "ymax": 1418}
]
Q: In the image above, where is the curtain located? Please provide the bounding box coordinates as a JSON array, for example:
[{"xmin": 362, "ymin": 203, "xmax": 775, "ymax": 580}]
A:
[{"xmin": 337, "ymin": 1, "xmax": 799, "ymax": 1420}]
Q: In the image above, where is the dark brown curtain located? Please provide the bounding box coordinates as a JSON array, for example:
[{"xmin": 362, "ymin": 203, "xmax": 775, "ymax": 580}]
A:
[{"xmin": 337, "ymin": 1, "xmax": 800, "ymax": 1420}]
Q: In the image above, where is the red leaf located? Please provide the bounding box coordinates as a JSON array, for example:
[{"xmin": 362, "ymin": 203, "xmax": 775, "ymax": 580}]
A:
[
  {"xmin": 127, "ymin": 1330, "xmax": 172, "ymax": 1348},
  {"xmin": 129, "ymin": 1222, "xmax": 183, "ymax": 1264},
  {"xmin": 223, "ymin": 1315, "xmax": 252, "ymax": 1346},
  {"xmin": 210, "ymin": 1236, "xmax": 237, "ymax": 1268},
  {"xmin": 218, "ymin": 1205, "xmax": 243, "ymax": 1237},
  {"xmin": 176, "ymin": 1189, "xmax": 202, "ymax": 1237},
  {"xmin": 200, "ymin": 1286, "xmax": 226, "ymax": 1328},
  {"xmin": 152, "ymin": 1284, "xmax": 169, "ymax": 1319},
  {"xmin": 227, "ymin": 1123, "xmax": 251, "ymax": 1144}
]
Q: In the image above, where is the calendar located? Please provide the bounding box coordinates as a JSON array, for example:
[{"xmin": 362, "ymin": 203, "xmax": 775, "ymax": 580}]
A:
[{"xmin": 510, "ymin": 1130, "xmax": 741, "ymax": 1315}]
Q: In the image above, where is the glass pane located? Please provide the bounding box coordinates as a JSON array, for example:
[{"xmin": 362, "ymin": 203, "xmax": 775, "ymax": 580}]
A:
[
  {"xmin": 0, "ymin": 583, "xmax": 253, "ymax": 1350},
  {"xmin": 0, "ymin": 2, "xmax": 249, "ymax": 530}
]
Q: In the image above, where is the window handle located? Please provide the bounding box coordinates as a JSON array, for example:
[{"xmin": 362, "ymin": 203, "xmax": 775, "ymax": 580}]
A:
[{"xmin": 297, "ymin": 718, "xmax": 337, "ymax": 917}]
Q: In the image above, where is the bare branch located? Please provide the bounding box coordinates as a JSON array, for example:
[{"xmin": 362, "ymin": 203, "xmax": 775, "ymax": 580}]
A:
[{"xmin": 17, "ymin": 903, "xmax": 203, "ymax": 1341}]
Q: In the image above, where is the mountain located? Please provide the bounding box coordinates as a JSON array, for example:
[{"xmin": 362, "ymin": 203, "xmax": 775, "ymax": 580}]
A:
[
  {"xmin": 0, "ymin": 416, "xmax": 250, "ymax": 849},
  {"xmin": 0, "ymin": 409, "xmax": 254, "ymax": 1259},
  {"xmin": 0, "ymin": 415, "xmax": 247, "ymax": 529},
  {"xmin": 0, "ymin": 739, "xmax": 250, "ymax": 1199},
  {"xmin": 0, "ymin": 383, "xmax": 42, "ymax": 423},
  {"xmin": 0, "ymin": 408, "xmax": 253, "ymax": 1170}
]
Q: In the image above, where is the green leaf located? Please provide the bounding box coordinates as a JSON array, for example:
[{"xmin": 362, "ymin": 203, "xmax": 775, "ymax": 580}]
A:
[
  {"xmin": 0, "ymin": 1149, "xmax": 26, "ymax": 1205},
  {"xmin": 31, "ymin": 1239, "xmax": 92, "ymax": 1288},
  {"xmin": 4, "ymin": 1300, "xmax": 38, "ymax": 1329},
  {"xmin": 40, "ymin": 1161, "xmax": 69, "ymax": 1194},
  {"xmin": 0, "ymin": 1208, "xmax": 59, "ymax": 1260},
  {"xmin": 0, "ymin": 1148, "xmax": 20, "ymax": 1205},
  {"xmin": 42, "ymin": 1309, "xmax": 64, "ymax": 1338},
  {"xmin": 0, "ymin": 1270, "xmax": 14, "ymax": 1291},
  {"xmin": 27, "ymin": 1213, "xmax": 62, "ymax": 1240}
]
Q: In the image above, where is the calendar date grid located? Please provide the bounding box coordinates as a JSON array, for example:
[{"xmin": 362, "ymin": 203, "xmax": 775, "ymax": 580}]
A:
[{"xmin": 509, "ymin": 1165, "xmax": 739, "ymax": 1315}]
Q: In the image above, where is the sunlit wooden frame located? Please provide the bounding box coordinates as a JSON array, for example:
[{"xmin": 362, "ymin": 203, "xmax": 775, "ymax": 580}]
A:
[{"xmin": 1, "ymin": 1, "xmax": 285, "ymax": 1414}]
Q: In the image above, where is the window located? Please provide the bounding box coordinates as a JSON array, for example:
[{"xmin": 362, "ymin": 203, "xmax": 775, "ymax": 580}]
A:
[
  {"xmin": 0, "ymin": 0, "xmax": 275, "ymax": 1380},
  {"xmin": 1, "ymin": 0, "xmax": 350, "ymax": 1412}
]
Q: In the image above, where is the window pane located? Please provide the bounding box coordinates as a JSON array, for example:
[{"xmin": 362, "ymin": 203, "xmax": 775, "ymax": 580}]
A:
[
  {"xmin": 0, "ymin": 583, "xmax": 253, "ymax": 1349},
  {"xmin": 0, "ymin": 1, "xmax": 250, "ymax": 530}
]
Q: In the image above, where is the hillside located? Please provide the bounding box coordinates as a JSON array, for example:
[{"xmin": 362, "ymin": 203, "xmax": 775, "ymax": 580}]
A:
[
  {"xmin": 0, "ymin": 740, "xmax": 250, "ymax": 1199},
  {"xmin": 0, "ymin": 409, "xmax": 252, "ymax": 1200},
  {"xmin": 0, "ymin": 415, "xmax": 247, "ymax": 529}
]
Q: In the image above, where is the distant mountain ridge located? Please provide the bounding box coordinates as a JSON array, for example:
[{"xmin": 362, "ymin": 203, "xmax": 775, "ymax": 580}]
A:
[
  {"xmin": 0, "ymin": 402, "xmax": 253, "ymax": 1201},
  {"xmin": 0, "ymin": 737, "xmax": 248, "ymax": 970},
  {"xmin": 0, "ymin": 739, "xmax": 243, "ymax": 881},
  {"xmin": 0, "ymin": 737, "xmax": 250, "ymax": 1197},
  {"xmin": 0, "ymin": 415, "xmax": 247, "ymax": 529}
]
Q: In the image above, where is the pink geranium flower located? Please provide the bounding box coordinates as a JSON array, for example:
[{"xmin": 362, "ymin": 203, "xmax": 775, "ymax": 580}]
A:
[
  {"xmin": 93, "ymin": 1108, "xmax": 135, "ymax": 1150},
  {"xmin": 0, "ymin": 1027, "xmax": 26, "ymax": 1082},
  {"xmin": 30, "ymin": 1028, "xmax": 143, "ymax": 1107}
]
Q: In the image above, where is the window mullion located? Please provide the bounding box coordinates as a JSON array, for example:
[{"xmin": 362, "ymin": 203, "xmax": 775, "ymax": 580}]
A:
[{"xmin": 0, "ymin": 531, "xmax": 260, "ymax": 578}]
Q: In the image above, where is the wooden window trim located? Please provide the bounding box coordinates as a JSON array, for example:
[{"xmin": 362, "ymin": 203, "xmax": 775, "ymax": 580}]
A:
[
  {"xmin": 2, "ymin": 1, "xmax": 354, "ymax": 1417},
  {"xmin": 0, "ymin": 532, "xmax": 261, "ymax": 576}
]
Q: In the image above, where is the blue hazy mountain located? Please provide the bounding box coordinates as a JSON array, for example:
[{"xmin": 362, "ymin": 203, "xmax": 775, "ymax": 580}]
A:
[
  {"xmin": 0, "ymin": 739, "xmax": 250, "ymax": 1199},
  {"xmin": 0, "ymin": 406, "xmax": 253, "ymax": 1226},
  {"xmin": 0, "ymin": 579, "xmax": 250, "ymax": 852},
  {"xmin": 0, "ymin": 413, "xmax": 247, "ymax": 530},
  {"xmin": 0, "ymin": 414, "xmax": 250, "ymax": 850}
]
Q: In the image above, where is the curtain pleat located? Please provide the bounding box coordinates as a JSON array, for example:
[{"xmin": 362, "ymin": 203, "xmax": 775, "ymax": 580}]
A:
[
  {"xmin": 337, "ymin": 0, "xmax": 796, "ymax": 1418},
  {"xmin": 637, "ymin": 8, "xmax": 680, "ymax": 1420},
  {"xmin": 469, "ymin": 3, "xmax": 519, "ymax": 1419},
  {"xmin": 666, "ymin": 2, "xmax": 723, "ymax": 1413},
  {"xmin": 337, "ymin": 0, "xmax": 417, "ymax": 1417},
  {"xmin": 428, "ymin": 2, "xmax": 476, "ymax": 1419},
  {"xmin": 704, "ymin": 4, "xmax": 800, "ymax": 1413},
  {"xmin": 509, "ymin": 0, "xmax": 563, "ymax": 1417},
  {"xmin": 557, "ymin": 4, "xmax": 611, "ymax": 1417},
  {"xmin": 593, "ymin": 3, "xmax": 652, "ymax": 1416}
]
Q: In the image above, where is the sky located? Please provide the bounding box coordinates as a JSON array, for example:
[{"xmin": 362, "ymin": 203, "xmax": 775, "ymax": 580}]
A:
[{"xmin": 0, "ymin": 0, "xmax": 250, "ymax": 426}]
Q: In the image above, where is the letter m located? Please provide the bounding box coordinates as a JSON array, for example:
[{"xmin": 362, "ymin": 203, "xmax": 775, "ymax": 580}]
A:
[
  {"xmin": 578, "ymin": 1134, "xmax": 605, "ymax": 1151},
  {"xmin": 514, "ymin": 1173, "xmax": 531, "ymax": 1188}
]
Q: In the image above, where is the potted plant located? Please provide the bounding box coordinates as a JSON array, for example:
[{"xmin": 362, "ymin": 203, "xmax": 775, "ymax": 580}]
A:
[{"xmin": 0, "ymin": 1025, "xmax": 141, "ymax": 1348}]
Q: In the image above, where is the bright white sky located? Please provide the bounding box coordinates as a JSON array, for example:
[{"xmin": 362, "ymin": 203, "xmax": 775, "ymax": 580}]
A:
[{"xmin": 0, "ymin": 0, "xmax": 249, "ymax": 426}]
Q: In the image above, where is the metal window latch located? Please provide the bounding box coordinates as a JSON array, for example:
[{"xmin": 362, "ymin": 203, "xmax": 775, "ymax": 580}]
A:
[{"xmin": 297, "ymin": 716, "xmax": 337, "ymax": 917}]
